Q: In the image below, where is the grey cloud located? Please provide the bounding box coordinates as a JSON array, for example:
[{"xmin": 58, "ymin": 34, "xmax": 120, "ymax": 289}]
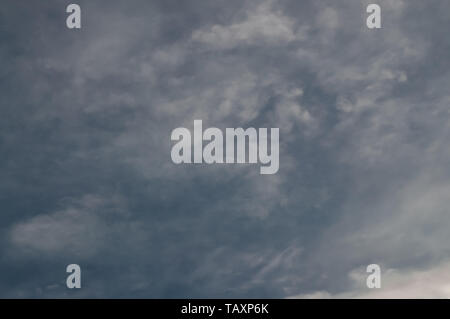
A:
[{"xmin": 1, "ymin": 0, "xmax": 450, "ymax": 298}]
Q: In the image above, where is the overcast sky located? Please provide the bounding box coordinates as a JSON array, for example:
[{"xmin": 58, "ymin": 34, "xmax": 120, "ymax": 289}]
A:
[{"xmin": 1, "ymin": 0, "xmax": 450, "ymax": 298}]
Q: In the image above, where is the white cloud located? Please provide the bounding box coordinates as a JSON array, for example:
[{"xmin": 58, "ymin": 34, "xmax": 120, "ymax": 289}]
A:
[
  {"xmin": 191, "ymin": 1, "xmax": 305, "ymax": 50},
  {"xmin": 291, "ymin": 260, "xmax": 450, "ymax": 298},
  {"xmin": 9, "ymin": 194, "xmax": 140, "ymax": 258}
]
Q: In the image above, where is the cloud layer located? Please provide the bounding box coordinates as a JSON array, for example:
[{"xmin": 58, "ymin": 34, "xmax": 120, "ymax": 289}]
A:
[{"xmin": 1, "ymin": 0, "xmax": 450, "ymax": 298}]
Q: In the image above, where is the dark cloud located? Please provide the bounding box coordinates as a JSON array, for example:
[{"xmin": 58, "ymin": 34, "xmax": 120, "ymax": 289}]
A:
[{"xmin": 1, "ymin": 0, "xmax": 450, "ymax": 298}]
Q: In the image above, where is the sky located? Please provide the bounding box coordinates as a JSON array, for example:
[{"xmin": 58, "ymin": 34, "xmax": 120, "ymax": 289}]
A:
[{"xmin": 1, "ymin": 0, "xmax": 450, "ymax": 298}]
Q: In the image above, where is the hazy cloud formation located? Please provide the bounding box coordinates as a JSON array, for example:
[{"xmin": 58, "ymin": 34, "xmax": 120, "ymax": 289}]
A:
[{"xmin": 1, "ymin": 0, "xmax": 450, "ymax": 298}]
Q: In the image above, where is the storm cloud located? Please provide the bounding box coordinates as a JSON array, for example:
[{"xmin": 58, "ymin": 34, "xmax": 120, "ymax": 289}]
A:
[{"xmin": 1, "ymin": 0, "xmax": 450, "ymax": 298}]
